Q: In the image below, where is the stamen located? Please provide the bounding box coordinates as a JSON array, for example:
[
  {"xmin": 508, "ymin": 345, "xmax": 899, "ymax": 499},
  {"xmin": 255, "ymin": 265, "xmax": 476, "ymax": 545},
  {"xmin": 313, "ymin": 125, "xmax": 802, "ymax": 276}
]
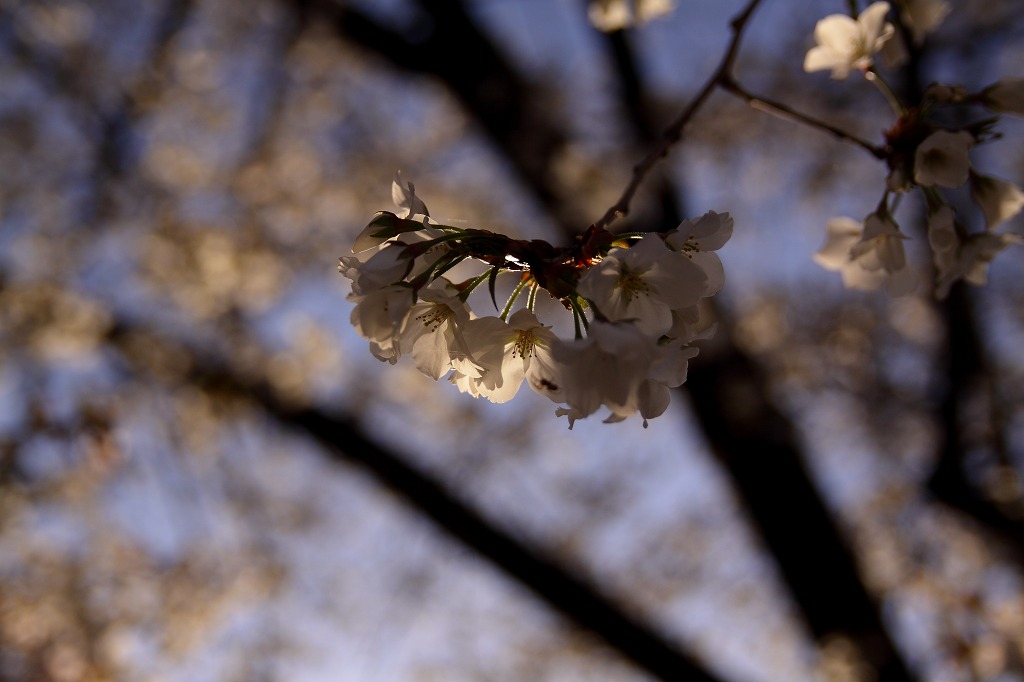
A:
[
  {"xmin": 512, "ymin": 329, "xmax": 536, "ymax": 358},
  {"xmin": 415, "ymin": 304, "xmax": 451, "ymax": 332},
  {"xmin": 618, "ymin": 271, "xmax": 652, "ymax": 302}
]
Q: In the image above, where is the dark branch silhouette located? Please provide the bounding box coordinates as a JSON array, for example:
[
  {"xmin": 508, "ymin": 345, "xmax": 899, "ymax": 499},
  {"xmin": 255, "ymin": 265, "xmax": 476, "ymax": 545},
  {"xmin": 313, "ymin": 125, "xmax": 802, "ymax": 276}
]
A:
[{"xmin": 109, "ymin": 321, "xmax": 727, "ymax": 682}]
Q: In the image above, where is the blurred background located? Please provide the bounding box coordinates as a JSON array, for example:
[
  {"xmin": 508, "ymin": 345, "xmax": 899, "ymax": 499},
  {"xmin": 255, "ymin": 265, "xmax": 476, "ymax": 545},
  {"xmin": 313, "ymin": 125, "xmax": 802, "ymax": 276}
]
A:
[{"xmin": 1, "ymin": 0, "xmax": 1023, "ymax": 680}]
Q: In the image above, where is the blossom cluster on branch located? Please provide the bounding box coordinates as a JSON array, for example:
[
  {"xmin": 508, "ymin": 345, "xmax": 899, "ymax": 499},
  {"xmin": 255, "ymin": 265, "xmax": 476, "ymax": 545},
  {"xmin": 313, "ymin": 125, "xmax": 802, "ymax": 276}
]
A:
[
  {"xmin": 341, "ymin": 0, "xmax": 1023, "ymax": 427},
  {"xmin": 340, "ymin": 174, "xmax": 732, "ymax": 428},
  {"xmin": 805, "ymin": 1, "xmax": 1024, "ymax": 296}
]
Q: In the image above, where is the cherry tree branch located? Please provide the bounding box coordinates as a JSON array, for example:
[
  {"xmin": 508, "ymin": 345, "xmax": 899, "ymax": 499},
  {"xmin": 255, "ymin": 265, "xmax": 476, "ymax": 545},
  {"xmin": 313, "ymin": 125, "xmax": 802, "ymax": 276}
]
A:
[
  {"xmin": 717, "ymin": 78, "xmax": 887, "ymax": 159},
  {"xmin": 590, "ymin": 0, "xmax": 763, "ymax": 231},
  {"xmin": 107, "ymin": 319, "xmax": 726, "ymax": 682},
  {"xmin": 592, "ymin": 0, "xmax": 887, "ymax": 231}
]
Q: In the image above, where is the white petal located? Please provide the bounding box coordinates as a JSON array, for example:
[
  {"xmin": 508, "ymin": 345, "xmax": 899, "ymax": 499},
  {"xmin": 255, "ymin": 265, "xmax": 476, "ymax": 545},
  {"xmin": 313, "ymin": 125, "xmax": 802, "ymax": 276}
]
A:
[
  {"xmin": 813, "ymin": 15, "xmax": 859, "ymax": 53},
  {"xmin": 813, "ymin": 217, "xmax": 861, "ymax": 271},
  {"xmin": 859, "ymin": 2, "xmax": 894, "ymax": 48},
  {"xmin": 804, "ymin": 46, "xmax": 846, "ymax": 77},
  {"xmin": 914, "ymin": 130, "xmax": 973, "ymax": 188},
  {"xmin": 927, "ymin": 205, "xmax": 957, "ymax": 253},
  {"xmin": 971, "ymin": 174, "xmax": 1024, "ymax": 230}
]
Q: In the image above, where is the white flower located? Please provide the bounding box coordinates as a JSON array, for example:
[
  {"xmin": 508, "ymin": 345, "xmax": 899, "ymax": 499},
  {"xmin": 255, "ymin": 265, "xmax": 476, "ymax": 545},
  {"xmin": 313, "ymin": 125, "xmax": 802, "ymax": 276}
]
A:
[
  {"xmin": 957, "ymin": 233, "xmax": 1023, "ymax": 286},
  {"xmin": 935, "ymin": 231, "xmax": 1023, "ymax": 298},
  {"xmin": 814, "ymin": 214, "xmax": 916, "ymax": 295},
  {"xmin": 577, "ymin": 234, "xmax": 706, "ymax": 336},
  {"xmin": 971, "ymin": 173, "xmax": 1024, "ymax": 229},
  {"xmin": 451, "ymin": 310, "xmax": 561, "ymax": 404},
  {"xmin": 803, "ymin": 2, "xmax": 895, "ymax": 80},
  {"xmin": 339, "ymin": 245, "xmax": 411, "ymax": 297},
  {"xmin": 927, "ymin": 205, "xmax": 957, "ymax": 257},
  {"xmin": 851, "ymin": 212, "xmax": 909, "ymax": 273},
  {"xmin": 588, "ymin": 0, "xmax": 674, "ymax": 32},
  {"xmin": 814, "ymin": 217, "xmax": 886, "ymax": 290},
  {"xmin": 979, "ymin": 78, "xmax": 1024, "ymax": 116},
  {"xmin": 914, "ymin": 130, "xmax": 973, "ymax": 188},
  {"xmin": 636, "ymin": 338, "xmax": 698, "ymax": 426},
  {"xmin": 351, "ymin": 210, "xmax": 444, "ymax": 253},
  {"xmin": 351, "ymin": 175, "xmax": 432, "ymax": 253},
  {"xmin": 664, "ymin": 210, "xmax": 734, "ymax": 296},
  {"xmin": 667, "ymin": 303, "xmax": 717, "ymax": 345},
  {"xmin": 399, "ymin": 283, "xmax": 477, "ymax": 380},
  {"xmin": 392, "ymin": 170, "xmax": 428, "ymax": 218},
  {"xmin": 900, "ymin": 0, "xmax": 951, "ymax": 44},
  {"xmin": 922, "ymin": 203, "xmax": 1020, "ymax": 298},
  {"xmin": 348, "ymin": 284, "xmax": 414, "ymax": 364},
  {"xmin": 540, "ymin": 321, "xmax": 692, "ymax": 428}
]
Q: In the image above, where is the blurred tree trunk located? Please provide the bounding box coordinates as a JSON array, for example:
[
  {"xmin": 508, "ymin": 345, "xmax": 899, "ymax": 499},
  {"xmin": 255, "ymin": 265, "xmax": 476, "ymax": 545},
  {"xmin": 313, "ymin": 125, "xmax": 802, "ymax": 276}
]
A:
[{"xmin": 110, "ymin": 321, "xmax": 726, "ymax": 682}]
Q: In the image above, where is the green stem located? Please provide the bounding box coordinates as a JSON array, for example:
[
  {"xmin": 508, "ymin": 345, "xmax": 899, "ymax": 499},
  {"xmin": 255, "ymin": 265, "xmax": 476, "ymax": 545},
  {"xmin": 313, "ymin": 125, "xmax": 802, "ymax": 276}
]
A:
[
  {"xmin": 458, "ymin": 271, "xmax": 492, "ymax": 302},
  {"xmin": 571, "ymin": 305, "xmax": 582, "ymax": 339},
  {"xmin": 570, "ymin": 297, "xmax": 591, "ymax": 335},
  {"xmin": 866, "ymin": 69, "xmax": 906, "ymax": 116},
  {"xmin": 500, "ymin": 279, "xmax": 528, "ymax": 321},
  {"xmin": 527, "ymin": 282, "xmax": 538, "ymax": 311}
]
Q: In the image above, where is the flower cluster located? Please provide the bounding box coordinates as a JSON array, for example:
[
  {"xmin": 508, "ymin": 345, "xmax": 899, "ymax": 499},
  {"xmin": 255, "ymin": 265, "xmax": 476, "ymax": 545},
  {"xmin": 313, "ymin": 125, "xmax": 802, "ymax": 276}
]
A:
[
  {"xmin": 340, "ymin": 174, "xmax": 732, "ymax": 428},
  {"xmin": 804, "ymin": 2, "xmax": 1024, "ymax": 297}
]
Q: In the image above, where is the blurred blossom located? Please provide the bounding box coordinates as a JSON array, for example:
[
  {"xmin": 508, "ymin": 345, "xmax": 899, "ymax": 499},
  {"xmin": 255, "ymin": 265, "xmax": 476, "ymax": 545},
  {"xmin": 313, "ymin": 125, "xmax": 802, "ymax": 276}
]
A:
[
  {"xmin": 979, "ymin": 78, "xmax": 1024, "ymax": 116},
  {"xmin": 899, "ymin": 0, "xmax": 951, "ymax": 44},
  {"xmin": 804, "ymin": 2, "xmax": 895, "ymax": 80},
  {"xmin": 814, "ymin": 215, "xmax": 916, "ymax": 295},
  {"xmin": 970, "ymin": 173, "xmax": 1024, "ymax": 230},
  {"xmin": 587, "ymin": 0, "xmax": 675, "ymax": 32},
  {"xmin": 20, "ymin": 2, "xmax": 94, "ymax": 48},
  {"xmin": 914, "ymin": 130, "xmax": 974, "ymax": 188}
]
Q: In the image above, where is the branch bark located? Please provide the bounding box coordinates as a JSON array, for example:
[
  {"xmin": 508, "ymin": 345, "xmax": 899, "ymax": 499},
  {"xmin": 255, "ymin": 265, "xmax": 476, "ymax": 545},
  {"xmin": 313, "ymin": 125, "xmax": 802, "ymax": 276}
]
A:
[{"xmin": 110, "ymin": 321, "xmax": 726, "ymax": 682}]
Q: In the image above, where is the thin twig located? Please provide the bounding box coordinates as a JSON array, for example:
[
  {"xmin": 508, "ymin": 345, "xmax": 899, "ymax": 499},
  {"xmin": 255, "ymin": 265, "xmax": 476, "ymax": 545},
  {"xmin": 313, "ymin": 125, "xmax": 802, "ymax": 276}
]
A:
[
  {"xmin": 591, "ymin": 0, "xmax": 763, "ymax": 231},
  {"xmin": 719, "ymin": 78, "xmax": 887, "ymax": 158},
  {"xmin": 592, "ymin": 0, "xmax": 889, "ymax": 230}
]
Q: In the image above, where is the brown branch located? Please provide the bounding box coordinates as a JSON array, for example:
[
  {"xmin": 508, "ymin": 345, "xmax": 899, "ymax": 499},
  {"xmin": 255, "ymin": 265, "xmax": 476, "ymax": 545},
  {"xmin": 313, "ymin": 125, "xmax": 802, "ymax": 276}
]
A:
[
  {"xmin": 591, "ymin": 0, "xmax": 891, "ymax": 231},
  {"xmin": 108, "ymin": 320, "xmax": 728, "ymax": 682},
  {"xmin": 590, "ymin": 0, "xmax": 763, "ymax": 231},
  {"xmin": 717, "ymin": 78, "xmax": 887, "ymax": 158}
]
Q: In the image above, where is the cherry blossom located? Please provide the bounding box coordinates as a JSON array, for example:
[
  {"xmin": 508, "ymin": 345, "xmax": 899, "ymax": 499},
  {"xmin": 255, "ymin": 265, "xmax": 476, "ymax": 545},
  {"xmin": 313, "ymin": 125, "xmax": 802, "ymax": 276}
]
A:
[
  {"xmin": 451, "ymin": 309, "xmax": 561, "ymax": 404},
  {"xmin": 979, "ymin": 78, "xmax": 1024, "ymax": 116},
  {"xmin": 914, "ymin": 129, "xmax": 974, "ymax": 188},
  {"xmin": 803, "ymin": 2, "xmax": 895, "ymax": 80},
  {"xmin": 539, "ymin": 321, "xmax": 695, "ymax": 428},
  {"xmin": 399, "ymin": 282, "xmax": 478, "ymax": 381},
  {"xmin": 348, "ymin": 283, "xmax": 414, "ymax": 364},
  {"xmin": 664, "ymin": 210, "xmax": 734, "ymax": 296},
  {"xmin": 587, "ymin": 0, "xmax": 674, "ymax": 32},
  {"xmin": 923, "ymin": 203, "xmax": 1020, "ymax": 297},
  {"xmin": 900, "ymin": 0, "xmax": 951, "ymax": 44},
  {"xmin": 970, "ymin": 173, "xmax": 1024, "ymax": 230},
  {"xmin": 391, "ymin": 170, "xmax": 429, "ymax": 219},
  {"xmin": 935, "ymin": 228, "xmax": 1023, "ymax": 298},
  {"xmin": 814, "ymin": 214, "xmax": 916, "ymax": 295},
  {"xmin": 577, "ymin": 234, "xmax": 706, "ymax": 336},
  {"xmin": 339, "ymin": 245, "xmax": 413, "ymax": 298}
]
